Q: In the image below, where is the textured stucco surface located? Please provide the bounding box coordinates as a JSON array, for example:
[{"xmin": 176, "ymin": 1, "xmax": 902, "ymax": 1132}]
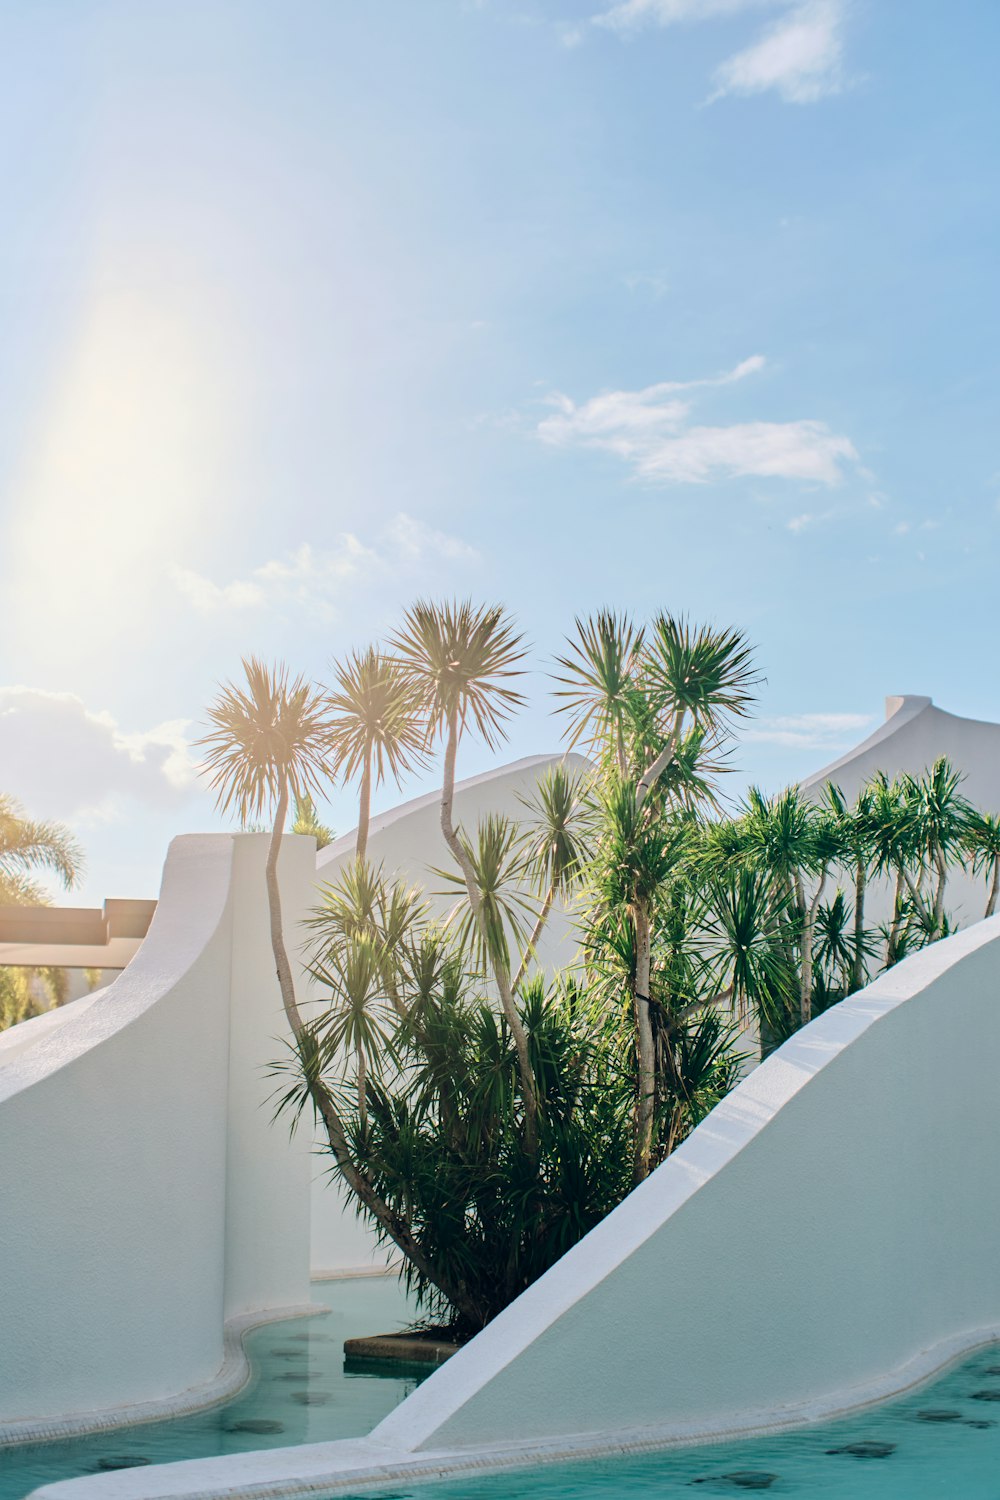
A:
[{"xmin": 0, "ymin": 832, "xmax": 314, "ymax": 1429}]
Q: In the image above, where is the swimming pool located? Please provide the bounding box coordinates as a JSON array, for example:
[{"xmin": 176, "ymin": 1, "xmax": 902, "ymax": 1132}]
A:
[
  {"xmin": 6, "ymin": 1286, "xmax": 1000, "ymax": 1500},
  {"xmin": 0, "ymin": 1276, "xmax": 426, "ymax": 1500},
  {"xmin": 340, "ymin": 1340, "xmax": 1000, "ymax": 1500}
]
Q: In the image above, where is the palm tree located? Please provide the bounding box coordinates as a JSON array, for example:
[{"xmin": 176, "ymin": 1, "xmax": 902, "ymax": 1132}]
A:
[
  {"xmin": 198, "ymin": 658, "xmax": 482, "ymax": 1322},
  {"xmin": 513, "ymin": 764, "xmax": 591, "ymax": 988},
  {"xmin": 0, "ymin": 796, "xmax": 83, "ymax": 1033},
  {"xmin": 0, "ymin": 793, "xmax": 82, "ymax": 906},
  {"xmin": 552, "ymin": 612, "xmax": 644, "ymax": 772},
  {"xmin": 390, "ymin": 600, "xmax": 539, "ymax": 1149},
  {"xmin": 325, "ymin": 647, "xmax": 427, "ymax": 862},
  {"xmin": 967, "ymin": 810, "xmax": 1000, "ymax": 918},
  {"xmin": 289, "ymin": 793, "xmax": 335, "ymax": 850}
]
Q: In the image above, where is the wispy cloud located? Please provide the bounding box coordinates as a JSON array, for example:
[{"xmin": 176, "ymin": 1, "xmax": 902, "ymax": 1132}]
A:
[
  {"xmin": 744, "ymin": 711, "xmax": 873, "ymax": 748},
  {"xmin": 593, "ymin": 0, "xmax": 849, "ymax": 106},
  {"xmin": 0, "ymin": 687, "xmax": 196, "ymax": 825},
  {"xmin": 707, "ymin": 1, "xmax": 847, "ymax": 104},
  {"xmin": 173, "ymin": 512, "xmax": 478, "ymax": 620},
  {"xmin": 537, "ymin": 356, "xmax": 860, "ymax": 486}
]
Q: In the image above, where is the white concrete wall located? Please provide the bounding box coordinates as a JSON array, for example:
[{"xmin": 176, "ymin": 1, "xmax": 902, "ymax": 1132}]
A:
[
  {"xmin": 0, "ymin": 832, "xmax": 313, "ymax": 1429},
  {"xmin": 40, "ymin": 892, "xmax": 1000, "ymax": 1500},
  {"xmin": 381, "ymin": 913, "xmax": 1000, "ymax": 1453},
  {"xmin": 310, "ymin": 752, "xmax": 589, "ymax": 1275}
]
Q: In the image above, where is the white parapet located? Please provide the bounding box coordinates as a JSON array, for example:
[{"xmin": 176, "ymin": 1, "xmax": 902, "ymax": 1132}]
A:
[
  {"xmin": 0, "ymin": 832, "xmax": 316, "ymax": 1438},
  {"xmin": 37, "ymin": 903, "xmax": 1000, "ymax": 1498}
]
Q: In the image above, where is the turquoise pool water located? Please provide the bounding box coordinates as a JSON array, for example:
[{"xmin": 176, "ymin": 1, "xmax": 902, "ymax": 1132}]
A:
[
  {"xmin": 355, "ymin": 1342, "xmax": 1000, "ymax": 1500},
  {"xmin": 0, "ymin": 1275, "xmax": 427, "ymax": 1500},
  {"xmin": 4, "ymin": 1289, "xmax": 1000, "ymax": 1500}
]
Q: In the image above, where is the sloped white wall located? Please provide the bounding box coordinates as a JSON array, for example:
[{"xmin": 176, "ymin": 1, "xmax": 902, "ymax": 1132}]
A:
[
  {"xmin": 0, "ymin": 832, "xmax": 313, "ymax": 1429},
  {"xmin": 41, "ymin": 896, "xmax": 1000, "ymax": 1500}
]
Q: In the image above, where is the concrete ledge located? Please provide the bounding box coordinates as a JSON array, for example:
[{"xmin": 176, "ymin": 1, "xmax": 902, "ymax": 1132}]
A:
[
  {"xmin": 344, "ymin": 1333, "xmax": 459, "ymax": 1366},
  {"xmin": 0, "ymin": 1303, "xmax": 328, "ymax": 1450}
]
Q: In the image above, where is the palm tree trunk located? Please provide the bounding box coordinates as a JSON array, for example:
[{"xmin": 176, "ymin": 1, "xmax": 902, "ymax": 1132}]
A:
[
  {"xmin": 986, "ymin": 854, "xmax": 1000, "ymax": 918},
  {"xmin": 932, "ymin": 848, "xmax": 948, "ymax": 929},
  {"xmin": 635, "ymin": 708, "xmax": 684, "ymax": 812},
  {"xmin": 633, "ymin": 901, "xmax": 656, "ymax": 1183},
  {"xmin": 439, "ymin": 710, "xmax": 539, "ymax": 1154},
  {"xmin": 851, "ymin": 858, "xmax": 866, "ymax": 992},
  {"xmin": 887, "ymin": 866, "xmax": 906, "ymax": 965},
  {"xmin": 800, "ymin": 869, "xmax": 828, "ymax": 1026},
  {"xmin": 265, "ymin": 789, "xmax": 483, "ymax": 1326},
  {"xmin": 513, "ymin": 884, "xmax": 555, "ymax": 991},
  {"xmin": 355, "ymin": 755, "xmax": 372, "ymax": 863}
]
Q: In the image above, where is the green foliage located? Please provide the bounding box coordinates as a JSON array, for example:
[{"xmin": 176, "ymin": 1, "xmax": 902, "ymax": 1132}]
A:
[{"xmin": 289, "ymin": 794, "xmax": 335, "ymax": 849}]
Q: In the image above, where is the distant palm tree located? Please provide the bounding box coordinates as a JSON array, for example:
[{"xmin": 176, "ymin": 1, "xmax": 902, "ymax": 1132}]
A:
[
  {"xmin": 967, "ymin": 810, "xmax": 1000, "ymax": 918},
  {"xmin": 0, "ymin": 793, "xmax": 82, "ymax": 906},
  {"xmin": 326, "ymin": 647, "xmax": 427, "ymax": 862},
  {"xmin": 390, "ymin": 599, "xmax": 538, "ymax": 1148},
  {"xmin": 514, "ymin": 764, "xmax": 591, "ymax": 988},
  {"xmin": 0, "ymin": 794, "xmax": 83, "ymax": 1032}
]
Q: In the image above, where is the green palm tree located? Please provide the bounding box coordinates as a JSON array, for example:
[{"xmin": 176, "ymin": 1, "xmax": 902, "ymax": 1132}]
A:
[
  {"xmin": 201, "ymin": 658, "xmax": 481, "ymax": 1322},
  {"xmin": 390, "ymin": 599, "xmax": 540, "ymax": 1149},
  {"xmin": 966, "ymin": 809, "xmax": 1000, "ymax": 918},
  {"xmin": 0, "ymin": 793, "xmax": 82, "ymax": 906},
  {"xmin": 513, "ymin": 764, "xmax": 591, "ymax": 988},
  {"xmin": 552, "ymin": 612, "xmax": 644, "ymax": 771},
  {"xmin": 289, "ymin": 793, "xmax": 335, "ymax": 850},
  {"xmin": 326, "ymin": 647, "xmax": 427, "ymax": 862}
]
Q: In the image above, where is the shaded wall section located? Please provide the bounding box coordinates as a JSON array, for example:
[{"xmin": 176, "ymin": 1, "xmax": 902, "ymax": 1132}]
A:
[{"xmin": 0, "ymin": 832, "xmax": 313, "ymax": 1428}]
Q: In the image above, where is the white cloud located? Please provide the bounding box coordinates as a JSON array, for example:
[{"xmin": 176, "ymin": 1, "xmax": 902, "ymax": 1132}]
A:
[
  {"xmin": 0, "ymin": 688, "xmax": 197, "ymax": 824},
  {"xmin": 743, "ymin": 711, "xmax": 873, "ymax": 748},
  {"xmin": 537, "ymin": 356, "xmax": 859, "ymax": 487},
  {"xmin": 708, "ymin": 0, "xmax": 847, "ymax": 104},
  {"xmin": 173, "ymin": 512, "xmax": 478, "ymax": 620},
  {"xmin": 593, "ymin": 0, "xmax": 848, "ymax": 107},
  {"xmin": 597, "ymin": 0, "xmax": 782, "ymax": 30}
]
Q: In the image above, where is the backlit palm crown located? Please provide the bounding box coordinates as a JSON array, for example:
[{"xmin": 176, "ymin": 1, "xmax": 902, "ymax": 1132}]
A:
[
  {"xmin": 326, "ymin": 646, "xmax": 427, "ymax": 786},
  {"xmin": 198, "ymin": 657, "xmax": 334, "ymax": 822},
  {"xmin": 0, "ymin": 793, "xmax": 82, "ymax": 905},
  {"xmin": 391, "ymin": 599, "xmax": 527, "ymax": 749}
]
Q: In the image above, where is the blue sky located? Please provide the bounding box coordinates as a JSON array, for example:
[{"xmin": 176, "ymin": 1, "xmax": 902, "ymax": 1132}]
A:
[{"xmin": 1, "ymin": 0, "xmax": 999, "ymax": 904}]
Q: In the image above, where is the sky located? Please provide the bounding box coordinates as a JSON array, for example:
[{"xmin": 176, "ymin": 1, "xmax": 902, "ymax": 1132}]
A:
[{"xmin": 1, "ymin": 0, "xmax": 999, "ymax": 906}]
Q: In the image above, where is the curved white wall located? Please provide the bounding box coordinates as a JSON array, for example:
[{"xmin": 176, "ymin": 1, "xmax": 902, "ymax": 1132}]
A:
[
  {"xmin": 310, "ymin": 753, "xmax": 589, "ymax": 1276},
  {"xmin": 0, "ymin": 833, "xmax": 314, "ymax": 1431},
  {"xmin": 46, "ymin": 896, "xmax": 1000, "ymax": 1500}
]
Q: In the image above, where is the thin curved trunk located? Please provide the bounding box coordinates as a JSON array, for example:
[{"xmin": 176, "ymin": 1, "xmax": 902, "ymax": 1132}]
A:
[
  {"xmin": 356, "ymin": 1044, "xmax": 367, "ymax": 1138},
  {"xmin": 932, "ymin": 848, "xmax": 948, "ymax": 929},
  {"xmin": 799, "ymin": 867, "xmax": 828, "ymax": 1027},
  {"xmin": 986, "ymin": 854, "xmax": 1000, "ymax": 918},
  {"xmin": 887, "ymin": 866, "xmax": 906, "ymax": 965},
  {"xmin": 440, "ymin": 710, "xmax": 539, "ymax": 1154},
  {"xmin": 851, "ymin": 857, "xmax": 866, "ymax": 992},
  {"xmin": 513, "ymin": 884, "xmax": 555, "ymax": 991},
  {"xmin": 265, "ymin": 789, "xmax": 482, "ymax": 1326},
  {"xmin": 633, "ymin": 901, "xmax": 655, "ymax": 1184},
  {"xmin": 355, "ymin": 754, "xmax": 372, "ymax": 863},
  {"xmin": 635, "ymin": 707, "xmax": 684, "ymax": 812}
]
